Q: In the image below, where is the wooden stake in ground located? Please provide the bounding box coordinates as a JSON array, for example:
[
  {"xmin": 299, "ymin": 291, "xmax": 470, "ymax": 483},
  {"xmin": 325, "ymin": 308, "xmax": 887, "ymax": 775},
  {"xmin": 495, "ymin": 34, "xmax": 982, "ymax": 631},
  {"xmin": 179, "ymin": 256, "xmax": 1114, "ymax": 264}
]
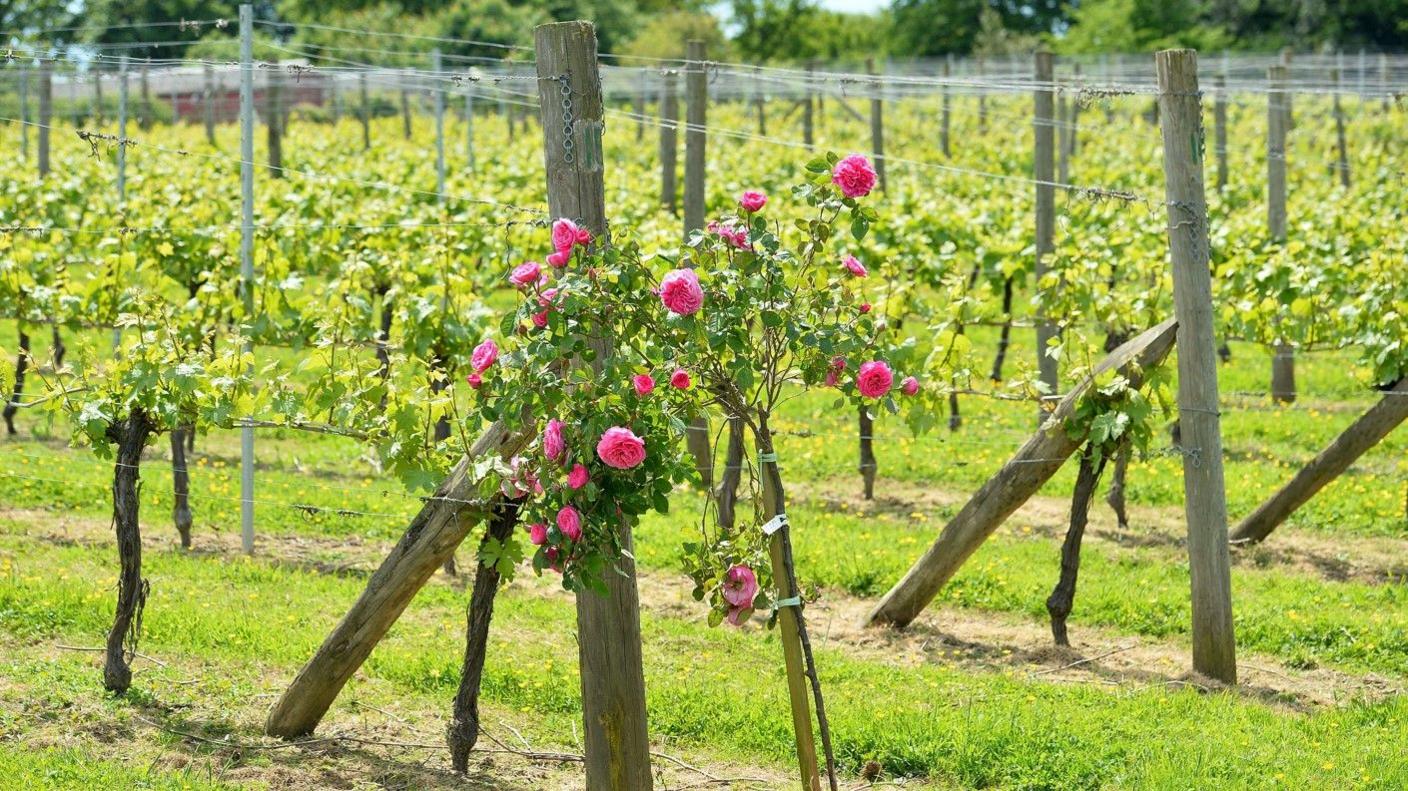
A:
[
  {"xmin": 534, "ymin": 22, "xmax": 654, "ymax": 789},
  {"xmin": 267, "ymin": 65, "xmax": 285, "ymax": 178},
  {"xmin": 359, "ymin": 72, "xmax": 370, "ymax": 150},
  {"xmin": 1232, "ymin": 377, "xmax": 1408, "ymax": 544},
  {"xmin": 1033, "ymin": 49, "xmax": 1058, "ymax": 418},
  {"xmin": 940, "ymin": 58, "xmax": 951, "ymax": 158},
  {"xmin": 37, "ymin": 60, "xmax": 50, "ymax": 179},
  {"xmin": 203, "ymin": 63, "xmax": 216, "ymax": 145},
  {"xmin": 1155, "ymin": 48, "xmax": 1237, "ymax": 685},
  {"xmin": 264, "ymin": 424, "xmax": 531, "ymax": 738},
  {"xmin": 1267, "ymin": 65, "xmax": 1294, "ymax": 404},
  {"xmin": 659, "ymin": 70, "xmax": 678, "ymax": 214},
  {"xmin": 866, "ymin": 58, "xmax": 885, "ymax": 192},
  {"xmin": 1332, "ymin": 66, "xmax": 1351, "ymax": 188},
  {"xmin": 1213, "ymin": 74, "xmax": 1228, "ymax": 191},
  {"xmin": 866, "ymin": 320, "xmax": 1178, "ymax": 628},
  {"xmin": 802, "ymin": 60, "xmax": 814, "ymax": 147}
]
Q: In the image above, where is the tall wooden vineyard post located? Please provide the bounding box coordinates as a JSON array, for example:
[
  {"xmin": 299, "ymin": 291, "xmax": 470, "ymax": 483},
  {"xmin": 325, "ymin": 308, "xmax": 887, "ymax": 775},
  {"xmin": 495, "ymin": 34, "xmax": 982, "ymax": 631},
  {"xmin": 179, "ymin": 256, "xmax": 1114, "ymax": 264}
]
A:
[
  {"xmin": 1267, "ymin": 65, "xmax": 1294, "ymax": 403},
  {"xmin": 1033, "ymin": 50, "xmax": 1058, "ymax": 420},
  {"xmin": 534, "ymin": 21, "xmax": 655, "ymax": 789},
  {"xmin": 1154, "ymin": 48, "xmax": 1238, "ymax": 684}
]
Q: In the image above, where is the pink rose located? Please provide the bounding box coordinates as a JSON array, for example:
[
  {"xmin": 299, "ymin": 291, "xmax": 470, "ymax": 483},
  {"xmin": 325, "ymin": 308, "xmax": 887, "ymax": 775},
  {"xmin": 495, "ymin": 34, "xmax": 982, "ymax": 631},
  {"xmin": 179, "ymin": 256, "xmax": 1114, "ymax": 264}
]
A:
[
  {"xmin": 567, "ymin": 463, "xmax": 590, "ymax": 490},
  {"xmin": 832, "ymin": 153, "xmax": 877, "ymax": 198},
  {"xmin": 633, "ymin": 374, "xmax": 655, "ymax": 396},
  {"xmin": 543, "ymin": 419, "xmax": 566, "ymax": 462},
  {"xmin": 721, "ymin": 564, "xmax": 759, "ymax": 607},
  {"xmin": 546, "ymin": 249, "xmax": 571, "ymax": 268},
  {"xmin": 825, "ymin": 369, "xmax": 840, "ymax": 387},
  {"xmin": 842, "ymin": 255, "xmax": 867, "ymax": 278},
  {"xmin": 739, "ymin": 190, "xmax": 766, "ymax": 212},
  {"xmin": 659, "ymin": 268, "xmax": 704, "ymax": 315},
  {"xmin": 726, "ymin": 605, "xmax": 750, "ymax": 627},
  {"xmin": 596, "ymin": 426, "xmax": 647, "ymax": 470},
  {"xmin": 501, "ymin": 456, "xmax": 541, "ymax": 499},
  {"xmin": 859, "ymin": 303, "xmax": 871, "ymax": 314},
  {"xmin": 509, "ymin": 261, "xmax": 544, "ymax": 288},
  {"xmin": 707, "ymin": 220, "xmax": 748, "ymax": 249},
  {"xmin": 856, "ymin": 360, "xmax": 894, "ymax": 399},
  {"xmin": 552, "ymin": 218, "xmax": 589, "ymax": 252},
  {"xmin": 532, "ymin": 310, "xmax": 549, "ymax": 328},
  {"xmin": 901, "ymin": 376, "xmax": 919, "ymax": 396},
  {"xmin": 470, "ymin": 339, "xmax": 499, "ymax": 372},
  {"xmin": 538, "ymin": 288, "xmax": 559, "ymax": 306},
  {"xmin": 528, "ymin": 522, "xmax": 548, "ymax": 545},
  {"xmin": 465, "ymin": 372, "xmax": 483, "ymax": 389},
  {"xmin": 831, "ymin": 357, "xmax": 847, "ymax": 371},
  {"xmin": 556, "ymin": 505, "xmax": 582, "ymax": 542},
  {"xmin": 545, "ymin": 546, "xmax": 562, "ymax": 572},
  {"xmin": 670, "ymin": 369, "xmax": 691, "ymax": 389}
]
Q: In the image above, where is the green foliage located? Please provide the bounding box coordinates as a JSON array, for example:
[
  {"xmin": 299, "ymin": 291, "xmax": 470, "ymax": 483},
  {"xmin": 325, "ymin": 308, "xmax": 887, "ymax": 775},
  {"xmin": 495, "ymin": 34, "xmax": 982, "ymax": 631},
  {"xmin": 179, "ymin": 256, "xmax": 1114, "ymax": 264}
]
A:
[
  {"xmin": 617, "ymin": 10, "xmax": 731, "ymax": 62},
  {"xmin": 1058, "ymin": 0, "xmax": 1232, "ymax": 54}
]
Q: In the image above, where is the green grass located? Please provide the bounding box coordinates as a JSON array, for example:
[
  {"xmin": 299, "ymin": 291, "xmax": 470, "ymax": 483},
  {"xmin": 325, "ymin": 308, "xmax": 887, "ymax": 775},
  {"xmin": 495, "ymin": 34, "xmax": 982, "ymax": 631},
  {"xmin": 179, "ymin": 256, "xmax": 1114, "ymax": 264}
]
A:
[{"xmin": 0, "ymin": 744, "xmax": 241, "ymax": 790}]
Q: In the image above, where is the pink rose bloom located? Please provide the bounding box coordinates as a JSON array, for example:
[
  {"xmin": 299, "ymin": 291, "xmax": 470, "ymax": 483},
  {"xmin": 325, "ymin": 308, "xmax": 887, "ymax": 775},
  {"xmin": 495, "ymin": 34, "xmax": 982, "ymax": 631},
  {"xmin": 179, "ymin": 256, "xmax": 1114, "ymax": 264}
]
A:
[
  {"xmin": 670, "ymin": 369, "xmax": 691, "ymax": 389},
  {"xmin": 538, "ymin": 288, "xmax": 560, "ymax": 306},
  {"xmin": 659, "ymin": 268, "xmax": 704, "ymax": 315},
  {"xmin": 825, "ymin": 369, "xmax": 840, "ymax": 387},
  {"xmin": 470, "ymin": 339, "xmax": 499, "ymax": 372},
  {"xmin": 831, "ymin": 357, "xmax": 847, "ymax": 371},
  {"xmin": 842, "ymin": 255, "xmax": 867, "ymax": 278},
  {"xmin": 721, "ymin": 564, "xmax": 759, "ymax": 608},
  {"xmin": 528, "ymin": 522, "xmax": 548, "ymax": 545},
  {"xmin": 543, "ymin": 419, "xmax": 566, "ymax": 462},
  {"xmin": 567, "ymin": 463, "xmax": 590, "ymax": 490},
  {"xmin": 832, "ymin": 153, "xmax": 877, "ymax": 198},
  {"xmin": 856, "ymin": 360, "xmax": 894, "ymax": 398},
  {"xmin": 556, "ymin": 505, "xmax": 582, "ymax": 542},
  {"xmin": 546, "ymin": 249, "xmax": 571, "ymax": 268},
  {"xmin": 545, "ymin": 546, "xmax": 562, "ymax": 573},
  {"xmin": 633, "ymin": 374, "xmax": 655, "ymax": 396},
  {"xmin": 859, "ymin": 303, "xmax": 871, "ymax": 314},
  {"xmin": 532, "ymin": 310, "xmax": 549, "ymax": 328},
  {"xmin": 465, "ymin": 372, "xmax": 483, "ymax": 389},
  {"xmin": 552, "ymin": 218, "xmax": 590, "ymax": 252},
  {"xmin": 707, "ymin": 220, "xmax": 748, "ymax": 249},
  {"xmin": 739, "ymin": 190, "xmax": 767, "ymax": 212},
  {"xmin": 726, "ymin": 606, "xmax": 750, "ymax": 627},
  {"xmin": 901, "ymin": 376, "xmax": 919, "ymax": 396},
  {"xmin": 596, "ymin": 426, "xmax": 647, "ymax": 470},
  {"xmin": 509, "ymin": 261, "xmax": 544, "ymax": 288}
]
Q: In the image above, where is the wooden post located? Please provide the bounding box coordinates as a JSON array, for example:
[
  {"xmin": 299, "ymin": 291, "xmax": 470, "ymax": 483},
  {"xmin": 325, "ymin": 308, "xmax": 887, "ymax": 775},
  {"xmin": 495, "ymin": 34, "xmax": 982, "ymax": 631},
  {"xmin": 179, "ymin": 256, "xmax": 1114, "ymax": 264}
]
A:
[
  {"xmin": 805, "ymin": 59, "xmax": 816, "ymax": 147},
  {"xmin": 753, "ymin": 65, "xmax": 766, "ymax": 136},
  {"xmin": 659, "ymin": 70, "xmax": 678, "ymax": 214},
  {"xmin": 359, "ymin": 72, "xmax": 370, "ymax": 150},
  {"xmin": 1155, "ymin": 48, "xmax": 1237, "ymax": 685},
  {"xmin": 117, "ymin": 57, "xmax": 128, "ymax": 203},
  {"xmin": 264, "ymin": 426, "xmax": 530, "ymax": 737},
  {"xmin": 1057, "ymin": 89, "xmax": 1070, "ymax": 186},
  {"xmin": 92, "ymin": 64, "xmax": 103, "ymax": 126},
  {"xmin": 267, "ymin": 63, "xmax": 284, "ymax": 178},
  {"xmin": 1232, "ymin": 378, "xmax": 1408, "ymax": 544},
  {"xmin": 19, "ymin": 64, "xmax": 29, "ymax": 161},
  {"xmin": 866, "ymin": 57, "xmax": 885, "ymax": 192},
  {"xmin": 139, "ymin": 60, "xmax": 151, "ymax": 130},
  {"xmin": 977, "ymin": 55, "xmax": 987, "ymax": 134},
  {"xmin": 433, "ymin": 49, "xmax": 445, "ymax": 204},
  {"xmin": 1033, "ymin": 50, "xmax": 1058, "ymax": 414},
  {"xmin": 1267, "ymin": 65, "xmax": 1294, "ymax": 403},
  {"xmin": 1332, "ymin": 66, "xmax": 1350, "ymax": 188},
  {"xmin": 535, "ymin": 22, "xmax": 654, "ymax": 789},
  {"xmin": 1279, "ymin": 48, "xmax": 1294, "ymax": 130},
  {"xmin": 464, "ymin": 82, "xmax": 475, "ymax": 171},
  {"xmin": 400, "ymin": 84, "xmax": 412, "ymax": 139},
  {"xmin": 635, "ymin": 66, "xmax": 646, "ymax": 142},
  {"xmin": 329, "ymin": 73, "xmax": 340, "ymax": 124},
  {"xmin": 203, "ymin": 63, "xmax": 215, "ymax": 145},
  {"xmin": 1069, "ymin": 63, "xmax": 1081, "ymax": 155},
  {"xmin": 1214, "ymin": 74, "xmax": 1228, "ymax": 191},
  {"xmin": 866, "ymin": 320, "xmax": 1179, "ymax": 628},
  {"xmin": 37, "ymin": 60, "xmax": 50, "ymax": 179},
  {"xmin": 757, "ymin": 433, "xmax": 823, "ymax": 791},
  {"xmin": 683, "ymin": 40, "xmax": 714, "ymax": 491},
  {"xmin": 1380, "ymin": 53, "xmax": 1390, "ymax": 112},
  {"xmin": 940, "ymin": 58, "xmax": 951, "ymax": 158}
]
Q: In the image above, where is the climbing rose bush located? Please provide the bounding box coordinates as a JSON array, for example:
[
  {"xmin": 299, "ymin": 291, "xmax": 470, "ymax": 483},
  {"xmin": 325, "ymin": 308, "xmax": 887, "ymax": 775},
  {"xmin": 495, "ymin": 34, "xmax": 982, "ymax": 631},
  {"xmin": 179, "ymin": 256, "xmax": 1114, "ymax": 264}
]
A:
[{"xmin": 467, "ymin": 153, "xmax": 931, "ymax": 610}]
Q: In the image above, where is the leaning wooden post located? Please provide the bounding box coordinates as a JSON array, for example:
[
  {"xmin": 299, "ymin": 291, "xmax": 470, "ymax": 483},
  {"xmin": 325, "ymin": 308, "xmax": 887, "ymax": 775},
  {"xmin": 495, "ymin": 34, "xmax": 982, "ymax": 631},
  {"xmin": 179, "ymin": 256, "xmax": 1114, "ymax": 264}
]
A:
[
  {"xmin": 865, "ymin": 320, "xmax": 1179, "ymax": 628},
  {"xmin": 659, "ymin": 69, "xmax": 678, "ymax": 214},
  {"xmin": 866, "ymin": 57, "xmax": 885, "ymax": 192},
  {"xmin": 37, "ymin": 59, "xmax": 50, "ymax": 179},
  {"xmin": 1033, "ymin": 49, "xmax": 1058, "ymax": 416},
  {"xmin": 757, "ymin": 434, "xmax": 823, "ymax": 791},
  {"xmin": 1267, "ymin": 65, "xmax": 1294, "ymax": 404},
  {"xmin": 534, "ymin": 22, "xmax": 654, "ymax": 789},
  {"xmin": 1155, "ymin": 48, "xmax": 1237, "ymax": 685},
  {"xmin": 682, "ymin": 40, "xmax": 714, "ymax": 490},
  {"xmin": 1332, "ymin": 66, "xmax": 1350, "ymax": 188},
  {"xmin": 1213, "ymin": 73, "xmax": 1228, "ymax": 191},
  {"xmin": 1231, "ymin": 378, "xmax": 1408, "ymax": 544},
  {"xmin": 940, "ymin": 58, "xmax": 951, "ymax": 158}
]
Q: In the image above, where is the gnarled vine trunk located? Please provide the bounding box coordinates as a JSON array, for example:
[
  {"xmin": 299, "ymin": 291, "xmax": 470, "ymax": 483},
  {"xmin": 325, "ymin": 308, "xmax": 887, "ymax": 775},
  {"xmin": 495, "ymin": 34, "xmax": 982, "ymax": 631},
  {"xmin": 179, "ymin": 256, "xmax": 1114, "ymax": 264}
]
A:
[
  {"xmin": 716, "ymin": 416, "xmax": 745, "ymax": 530},
  {"xmin": 1046, "ymin": 442, "xmax": 1109, "ymax": 647},
  {"xmin": 989, "ymin": 276, "xmax": 1014, "ymax": 382},
  {"xmin": 170, "ymin": 429, "xmax": 193, "ymax": 548},
  {"xmin": 50, "ymin": 326, "xmax": 65, "ymax": 369},
  {"xmin": 447, "ymin": 499, "xmax": 521, "ymax": 771},
  {"xmin": 105, "ymin": 410, "xmax": 154, "ymax": 693},
  {"xmin": 1105, "ymin": 444, "xmax": 1131, "ymax": 530},
  {"xmin": 3, "ymin": 329, "xmax": 30, "ymax": 435}
]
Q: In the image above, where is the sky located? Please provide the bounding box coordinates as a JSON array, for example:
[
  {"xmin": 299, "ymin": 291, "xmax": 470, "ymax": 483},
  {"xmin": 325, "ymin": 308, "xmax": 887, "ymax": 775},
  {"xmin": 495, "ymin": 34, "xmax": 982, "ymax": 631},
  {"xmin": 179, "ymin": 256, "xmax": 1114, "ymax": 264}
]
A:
[{"xmin": 815, "ymin": 0, "xmax": 888, "ymax": 11}]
